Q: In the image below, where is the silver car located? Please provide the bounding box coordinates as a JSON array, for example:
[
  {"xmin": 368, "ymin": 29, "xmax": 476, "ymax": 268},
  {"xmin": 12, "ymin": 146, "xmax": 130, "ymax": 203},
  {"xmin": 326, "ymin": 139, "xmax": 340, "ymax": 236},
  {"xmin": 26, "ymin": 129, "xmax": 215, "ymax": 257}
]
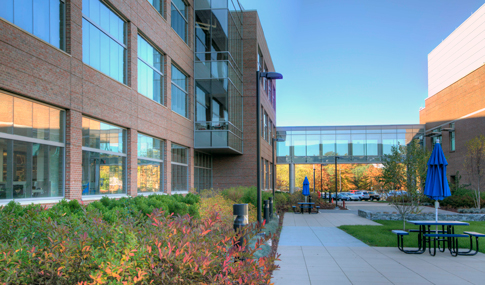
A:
[
  {"xmin": 354, "ymin": 191, "xmax": 370, "ymax": 201},
  {"xmin": 341, "ymin": 192, "xmax": 360, "ymax": 201}
]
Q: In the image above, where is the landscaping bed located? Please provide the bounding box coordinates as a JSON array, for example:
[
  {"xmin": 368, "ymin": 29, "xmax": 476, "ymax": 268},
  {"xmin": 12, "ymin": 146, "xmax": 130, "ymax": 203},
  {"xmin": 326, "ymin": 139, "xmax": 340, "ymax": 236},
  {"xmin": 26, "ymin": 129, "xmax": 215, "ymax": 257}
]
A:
[
  {"xmin": 339, "ymin": 220, "xmax": 485, "ymax": 253},
  {"xmin": 0, "ymin": 191, "xmax": 280, "ymax": 284}
]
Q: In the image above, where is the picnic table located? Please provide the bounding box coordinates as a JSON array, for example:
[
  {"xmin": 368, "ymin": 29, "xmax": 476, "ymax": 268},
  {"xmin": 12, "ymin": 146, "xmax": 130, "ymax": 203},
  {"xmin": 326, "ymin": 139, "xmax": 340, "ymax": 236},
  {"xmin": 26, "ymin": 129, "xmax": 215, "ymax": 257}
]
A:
[
  {"xmin": 394, "ymin": 220, "xmax": 480, "ymax": 256},
  {"xmin": 297, "ymin": 202, "xmax": 315, "ymax": 214}
]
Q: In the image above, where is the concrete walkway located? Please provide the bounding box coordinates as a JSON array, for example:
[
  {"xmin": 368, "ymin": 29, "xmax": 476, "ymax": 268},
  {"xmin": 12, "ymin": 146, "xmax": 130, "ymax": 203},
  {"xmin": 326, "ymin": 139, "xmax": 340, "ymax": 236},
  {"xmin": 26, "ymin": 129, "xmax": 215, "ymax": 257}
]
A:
[{"xmin": 272, "ymin": 212, "xmax": 485, "ymax": 285}]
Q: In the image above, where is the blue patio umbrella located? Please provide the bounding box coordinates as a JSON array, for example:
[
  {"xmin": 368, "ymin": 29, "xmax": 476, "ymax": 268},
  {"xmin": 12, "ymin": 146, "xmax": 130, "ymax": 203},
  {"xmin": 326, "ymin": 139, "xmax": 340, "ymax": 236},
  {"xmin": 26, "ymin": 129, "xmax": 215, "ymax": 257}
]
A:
[
  {"xmin": 302, "ymin": 177, "xmax": 310, "ymax": 201},
  {"xmin": 424, "ymin": 141, "xmax": 451, "ymax": 223}
]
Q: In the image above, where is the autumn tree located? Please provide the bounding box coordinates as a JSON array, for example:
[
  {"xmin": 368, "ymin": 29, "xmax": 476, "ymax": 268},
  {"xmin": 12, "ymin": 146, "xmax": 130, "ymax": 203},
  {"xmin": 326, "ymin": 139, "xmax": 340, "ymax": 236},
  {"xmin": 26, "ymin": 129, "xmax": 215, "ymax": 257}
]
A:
[{"xmin": 464, "ymin": 135, "xmax": 485, "ymax": 209}]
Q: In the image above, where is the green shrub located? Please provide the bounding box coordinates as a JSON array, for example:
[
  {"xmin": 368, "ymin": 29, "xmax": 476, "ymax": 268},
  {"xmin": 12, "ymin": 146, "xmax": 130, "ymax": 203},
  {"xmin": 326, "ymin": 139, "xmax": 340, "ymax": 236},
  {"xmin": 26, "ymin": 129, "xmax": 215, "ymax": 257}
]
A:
[{"xmin": 0, "ymin": 204, "xmax": 277, "ymax": 284}]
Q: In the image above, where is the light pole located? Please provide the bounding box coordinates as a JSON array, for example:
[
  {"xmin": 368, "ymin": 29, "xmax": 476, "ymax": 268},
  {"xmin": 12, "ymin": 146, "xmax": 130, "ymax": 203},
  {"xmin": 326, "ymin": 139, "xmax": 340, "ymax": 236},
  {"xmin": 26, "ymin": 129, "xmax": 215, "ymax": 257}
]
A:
[
  {"xmin": 320, "ymin": 164, "xmax": 323, "ymax": 197},
  {"xmin": 313, "ymin": 164, "xmax": 316, "ymax": 193},
  {"xmin": 335, "ymin": 156, "xmax": 341, "ymax": 208},
  {"xmin": 257, "ymin": 70, "xmax": 283, "ymax": 226}
]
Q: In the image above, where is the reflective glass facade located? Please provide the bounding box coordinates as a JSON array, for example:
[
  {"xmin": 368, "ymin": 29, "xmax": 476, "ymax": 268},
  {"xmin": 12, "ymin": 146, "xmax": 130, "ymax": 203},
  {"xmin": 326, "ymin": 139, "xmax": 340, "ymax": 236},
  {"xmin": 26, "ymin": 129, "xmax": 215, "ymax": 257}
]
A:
[
  {"xmin": 276, "ymin": 125, "xmax": 424, "ymax": 164},
  {"xmin": 138, "ymin": 133, "xmax": 164, "ymax": 193},
  {"xmin": 138, "ymin": 35, "xmax": 164, "ymax": 104},
  {"xmin": 81, "ymin": 117, "xmax": 126, "ymax": 195},
  {"xmin": 171, "ymin": 65, "xmax": 188, "ymax": 117},
  {"xmin": 0, "ymin": 92, "xmax": 65, "ymax": 200},
  {"xmin": 194, "ymin": 0, "xmax": 243, "ymax": 154},
  {"xmin": 0, "ymin": 0, "xmax": 65, "ymax": 50},
  {"xmin": 171, "ymin": 0, "xmax": 187, "ymax": 42},
  {"xmin": 171, "ymin": 143, "xmax": 188, "ymax": 192},
  {"xmin": 194, "ymin": 151, "xmax": 212, "ymax": 192},
  {"xmin": 82, "ymin": 0, "xmax": 126, "ymax": 83}
]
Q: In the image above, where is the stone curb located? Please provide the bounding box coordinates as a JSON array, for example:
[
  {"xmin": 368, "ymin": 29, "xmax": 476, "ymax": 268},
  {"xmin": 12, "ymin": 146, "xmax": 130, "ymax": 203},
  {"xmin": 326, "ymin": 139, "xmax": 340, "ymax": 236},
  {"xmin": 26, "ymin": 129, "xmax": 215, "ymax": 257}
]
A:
[{"xmin": 358, "ymin": 209, "xmax": 485, "ymax": 221}]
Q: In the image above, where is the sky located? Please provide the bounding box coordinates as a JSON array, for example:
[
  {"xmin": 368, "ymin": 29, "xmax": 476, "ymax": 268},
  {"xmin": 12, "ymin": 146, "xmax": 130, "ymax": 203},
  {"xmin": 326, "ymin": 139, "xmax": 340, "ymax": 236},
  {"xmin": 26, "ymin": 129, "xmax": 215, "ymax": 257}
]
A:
[{"xmin": 240, "ymin": 0, "xmax": 485, "ymax": 127}]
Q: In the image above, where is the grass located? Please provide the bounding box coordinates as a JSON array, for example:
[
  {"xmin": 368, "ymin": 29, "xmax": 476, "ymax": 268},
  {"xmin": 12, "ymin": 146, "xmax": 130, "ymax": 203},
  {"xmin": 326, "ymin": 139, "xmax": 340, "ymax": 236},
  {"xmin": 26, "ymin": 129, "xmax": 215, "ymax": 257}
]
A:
[{"xmin": 339, "ymin": 220, "xmax": 485, "ymax": 253}]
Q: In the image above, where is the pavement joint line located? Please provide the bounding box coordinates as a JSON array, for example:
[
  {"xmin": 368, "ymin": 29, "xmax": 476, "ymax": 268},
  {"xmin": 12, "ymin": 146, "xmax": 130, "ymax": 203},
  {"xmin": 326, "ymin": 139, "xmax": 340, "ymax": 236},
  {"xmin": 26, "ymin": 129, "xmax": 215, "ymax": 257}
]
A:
[
  {"xmin": 298, "ymin": 246, "xmax": 312, "ymax": 284},
  {"xmin": 347, "ymin": 245, "xmax": 395, "ymax": 284},
  {"xmin": 374, "ymin": 247, "xmax": 472, "ymax": 285},
  {"xmin": 308, "ymin": 224, "xmax": 354, "ymax": 284}
]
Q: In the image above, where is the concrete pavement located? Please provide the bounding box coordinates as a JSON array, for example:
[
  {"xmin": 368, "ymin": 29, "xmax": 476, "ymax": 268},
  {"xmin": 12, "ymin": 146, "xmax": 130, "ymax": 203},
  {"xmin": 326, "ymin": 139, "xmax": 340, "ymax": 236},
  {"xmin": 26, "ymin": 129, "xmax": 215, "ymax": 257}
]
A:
[{"xmin": 272, "ymin": 211, "xmax": 485, "ymax": 285}]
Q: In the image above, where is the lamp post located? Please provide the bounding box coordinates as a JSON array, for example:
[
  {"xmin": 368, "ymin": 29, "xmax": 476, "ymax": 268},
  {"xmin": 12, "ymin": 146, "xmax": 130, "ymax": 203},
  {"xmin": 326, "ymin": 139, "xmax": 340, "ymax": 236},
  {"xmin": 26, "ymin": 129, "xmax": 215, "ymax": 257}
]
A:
[
  {"xmin": 334, "ymin": 156, "xmax": 341, "ymax": 208},
  {"xmin": 313, "ymin": 164, "xmax": 316, "ymax": 193},
  {"xmin": 257, "ymin": 71, "xmax": 283, "ymax": 226},
  {"xmin": 320, "ymin": 164, "xmax": 323, "ymax": 197}
]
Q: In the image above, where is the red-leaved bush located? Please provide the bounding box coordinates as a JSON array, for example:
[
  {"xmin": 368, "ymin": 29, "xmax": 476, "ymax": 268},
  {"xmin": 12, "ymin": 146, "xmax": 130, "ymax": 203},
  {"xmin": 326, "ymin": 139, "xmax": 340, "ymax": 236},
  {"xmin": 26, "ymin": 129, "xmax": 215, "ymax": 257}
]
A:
[{"xmin": 0, "ymin": 202, "xmax": 279, "ymax": 284}]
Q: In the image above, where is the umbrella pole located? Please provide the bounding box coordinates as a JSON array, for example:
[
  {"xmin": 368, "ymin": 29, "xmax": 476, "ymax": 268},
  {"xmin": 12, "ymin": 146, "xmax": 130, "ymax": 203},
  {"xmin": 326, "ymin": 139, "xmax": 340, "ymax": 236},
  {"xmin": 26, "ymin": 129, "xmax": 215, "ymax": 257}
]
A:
[
  {"xmin": 305, "ymin": 196, "xmax": 308, "ymax": 203},
  {"xmin": 435, "ymin": 201, "xmax": 439, "ymax": 234}
]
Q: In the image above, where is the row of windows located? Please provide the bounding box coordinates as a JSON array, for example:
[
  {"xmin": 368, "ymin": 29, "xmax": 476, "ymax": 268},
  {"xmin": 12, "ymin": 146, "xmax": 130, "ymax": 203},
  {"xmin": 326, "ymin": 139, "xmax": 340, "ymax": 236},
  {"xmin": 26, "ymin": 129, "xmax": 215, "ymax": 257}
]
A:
[
  {"xmin": 1, "ymin": 0, "xmax": 190, "ymax": 118},
  {"xmin": 258, "ymin": 47, "xmax": 276, "ymax": 110},
  {"xmin": 261, "ymin": 107, "xmax": 275, "ymax": 144},
  {"xmin": 0, "ymin": 92, "xmax": 207, "ymax": 200},
  {"xmin": 261, "ymin": 158, "xmax": 273, "ymax": 190}
]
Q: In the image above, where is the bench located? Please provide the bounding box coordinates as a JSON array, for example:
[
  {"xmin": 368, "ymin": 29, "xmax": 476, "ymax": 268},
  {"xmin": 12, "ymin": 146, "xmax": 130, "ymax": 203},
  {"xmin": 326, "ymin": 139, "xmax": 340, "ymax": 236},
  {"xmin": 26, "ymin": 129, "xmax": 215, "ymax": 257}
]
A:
[
  {"xmin": 458, "ymin": 231, "xmax": 485, "ymax": 256},
  {"xmin": 292, "ymin": 206, "xmax": 299, "ymax": 214},
  {"xmin": 410, "ymin": 229, "xmax": 447, "ymax": 252},
  {"xmin": 392, "ymin": 230, "xmax": 425, "ymax": 254},
  {"xmin": 300, "ymin": 204, "xmax": 312, "ymax": 214},
  {"xmin": 310, "ymin": 206, "xmax": 320, "ymax": 214},
  {"xmin": 423, "ymin": 233, "xmax": 469, "ymax": 256}
]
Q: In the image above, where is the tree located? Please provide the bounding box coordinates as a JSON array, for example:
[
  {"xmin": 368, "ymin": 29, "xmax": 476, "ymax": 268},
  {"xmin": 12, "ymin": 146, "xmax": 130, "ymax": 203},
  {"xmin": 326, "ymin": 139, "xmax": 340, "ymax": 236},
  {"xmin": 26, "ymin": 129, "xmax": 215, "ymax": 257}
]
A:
[
  {"xmin": 381, "ymin": 140, "xmax": 429, "ymax": 230},
  {"xmin": 352, "ymin": 165, "xmax": 371, "ymax": 190},
  {"xmin": 276, "ymin": 164, "xmax": 289, "ymax": 191},
  {"xmin": 464, "ymin": 135, "xmax": 485, "ymax": 209}
]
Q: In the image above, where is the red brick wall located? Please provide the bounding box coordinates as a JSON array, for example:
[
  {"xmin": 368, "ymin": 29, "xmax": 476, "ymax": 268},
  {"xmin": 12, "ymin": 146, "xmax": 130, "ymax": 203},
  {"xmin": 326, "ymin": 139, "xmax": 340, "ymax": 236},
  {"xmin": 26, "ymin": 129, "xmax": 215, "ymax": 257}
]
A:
[
  {"xmin": 420, "ymin": 63, "xmax": 485, "ymax": 181},
  {"xmin": 0, "ymin": 0, "xmax": 196, "ymax": 200},
  {"xmin": 212, "ymin": 11, "xmax": 277, "ymax": 190}
]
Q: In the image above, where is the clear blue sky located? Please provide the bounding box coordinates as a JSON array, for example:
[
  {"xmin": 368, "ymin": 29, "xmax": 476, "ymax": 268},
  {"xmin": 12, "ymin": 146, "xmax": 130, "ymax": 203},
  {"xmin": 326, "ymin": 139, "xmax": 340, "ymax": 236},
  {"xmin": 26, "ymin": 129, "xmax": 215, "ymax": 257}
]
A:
[{"xmin": 240, "ymin": 0, "xmax": 484, "ymax": 126}]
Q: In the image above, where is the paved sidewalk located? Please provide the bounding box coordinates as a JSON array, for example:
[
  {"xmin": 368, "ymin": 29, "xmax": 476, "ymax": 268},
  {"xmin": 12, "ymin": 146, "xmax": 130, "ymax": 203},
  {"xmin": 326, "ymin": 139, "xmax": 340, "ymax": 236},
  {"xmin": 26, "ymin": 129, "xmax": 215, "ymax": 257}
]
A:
[{"xmin": 272, "ymin": 212, "xmax": 485, "ymax": 285}]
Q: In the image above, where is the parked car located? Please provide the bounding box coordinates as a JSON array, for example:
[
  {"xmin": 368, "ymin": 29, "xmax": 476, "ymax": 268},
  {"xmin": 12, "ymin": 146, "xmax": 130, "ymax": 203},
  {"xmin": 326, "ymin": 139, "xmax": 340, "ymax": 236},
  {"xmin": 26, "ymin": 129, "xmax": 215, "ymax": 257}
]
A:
[
  {"xmin": 368, "ymin": 191, "xmax": 380, "ymax": 201},
  {"xmin": 337, "ymin": 193, "xmax": 350, "ymax": 201},
  {"xmin": 388, "ymin": 190, "xmax": 408, "ymax": 197},
  {"xmin": 341, "ymin": 192, "xmax": 360, "ymax": 201},
  {"xmin": 354, "ymin": 191, "xmax": 370, "ymax": 201}
]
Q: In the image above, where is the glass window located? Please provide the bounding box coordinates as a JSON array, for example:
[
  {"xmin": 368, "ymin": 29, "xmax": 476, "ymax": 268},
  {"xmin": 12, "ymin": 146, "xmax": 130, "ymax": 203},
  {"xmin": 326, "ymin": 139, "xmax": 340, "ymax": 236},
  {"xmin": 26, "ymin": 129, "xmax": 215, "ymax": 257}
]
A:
[
  {"xmin": 82, "ymin": 0, "xmax": 126, "ymax": 83},
  {"xmin": 293, "ymin": 135, "xmax": 306, "ymax": 157},
  {"xmin": 138, "ymin": 35, "xmax": 164, "ymax": 104},
  {"xmin": 138, "ymin": 133, "xmax": 163, "ymax": 193},
  {"xmin": 81, "ymin": 117, "xmax": 126, "ymax": 196},
  {"xmin": 0, "ymin": 92, "xmax": 65, "ymax": 200},
  {"xmin": 265, "ymin": 160, "xmax": 269, "ymax": 189},
  {"xmin": 450, "ymin": 123, "xmax": 455, "ymax": 152},
  {"xmin": 277, "ymin": 140, "xmax": 290, "ymax": 157},
  {"xmin": 171, "ymin": 0, "xmax": 187, "ymax": 42},
  {"xmin": 171, "ymin": 65, "xmax": 189, "ymax": 118},
  {"xmin": 352, "ymin": 134, "xmax": 366, "ymax": 156},
  {"xmin": 366, "ymin": 133, "xmax": 380, "ymax": 156},
  {"xmin": 269, "ymin": 120, "xmax": 273, "ymax": 143},
  {"xmin": 431, "ymin": 128, "xmax": 442, "ymax": 146},
  {"xmin": 322, "ymin": 134, "xmax": 335, "ymax": 156},
  {"xmin": 171, "ymin": 143, "xmax": 188, "ymax": 192},
  {"xmin": 307, "ymin": 135, "xmax": 320, "ymax": 156},
  {"xmin": 264, "ymin": 111, "xmax": 268, "ymax": 142},
  {"xmin": 194, "ymin": 151, "xmax": 211, "ymax": 193},
  {"xmin": 0, "ymin": 0, "xmax": 65, "ymax": 50},
  {"xmin": 148, "ymin": 0, "xmax": 163, "ymax": 16},
  {"xmin": 336, "ymin": 134, "xmax": 350, "ymax": 156},
  {"xmin": 382, "ymin": 133, "xmax": 397, "ymax": 155}
]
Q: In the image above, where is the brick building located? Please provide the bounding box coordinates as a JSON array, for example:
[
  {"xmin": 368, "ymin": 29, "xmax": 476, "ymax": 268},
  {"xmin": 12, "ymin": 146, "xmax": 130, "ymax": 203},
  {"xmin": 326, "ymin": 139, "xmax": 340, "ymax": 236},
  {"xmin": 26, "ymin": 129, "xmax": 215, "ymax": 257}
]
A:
[
  {"xmin": 0, "ymin": 0, "xmax": 277, "ymax": 205},
  {"xmin": 419, "ymin": 3, "xmax": 485, "ymax": 184}
]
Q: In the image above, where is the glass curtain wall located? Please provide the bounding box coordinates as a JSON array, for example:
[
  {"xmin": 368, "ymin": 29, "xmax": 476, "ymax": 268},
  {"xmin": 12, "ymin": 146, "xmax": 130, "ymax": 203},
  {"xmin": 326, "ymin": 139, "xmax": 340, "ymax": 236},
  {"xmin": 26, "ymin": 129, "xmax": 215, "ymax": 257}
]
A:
[
  {"xmin": 171, "ymin": 143, "xmax": 188, "ymax": 192},
  {"xmin": 148, "ymin": 0, "xmax": 163, "ymax": 16},
  {"xmin": 82, "ymin": 117, "xmax": 126, "ymax": 195},
  {"xmin": 276, "ymin": 125, "xmax": 424, "ymax": 164},
  {"xmin": 194, "ymin": 0, "xmax": 243, "ymax": 153},
  {"xmin": 194, "ymin": 151, "xmax": 212, "ymax": 192},
  {"xmin": 0, "ymin": 0, "xmax": 65, "ymax": 50},
  {"xmin": 0, "ymin": 93, "xmax": 65, "ymax": 200},
  {"xmin": 138, "ymin": 133, "xmax": 164, "ymax": 193},
  {"xmin": 82, "ymin": 0, "xmax": 126, "ymax": 84},
  {"xmin": 138, "ymin": 35, "xmax": 164, "ymax": 104},
  {"xmin": 171, "ymin": 65, "xmax": 189, "ymax": 118},
  {"xmin": 171, "ymin": 0, "xmax": 187, "ymax": 42}
]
